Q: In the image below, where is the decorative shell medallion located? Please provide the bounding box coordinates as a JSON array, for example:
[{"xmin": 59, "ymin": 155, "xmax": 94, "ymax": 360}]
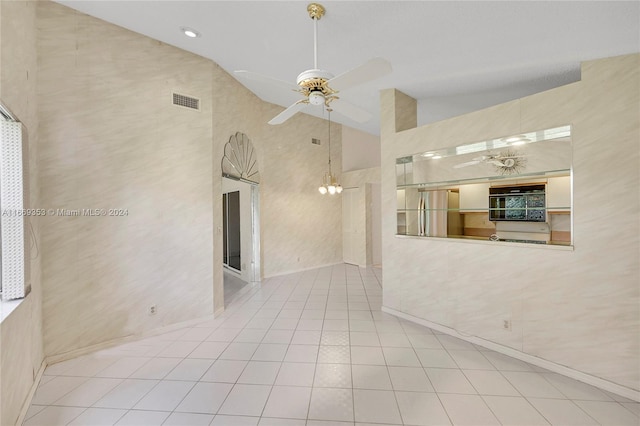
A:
[{"xmin": 222, "ymin": 132, "xmax": 260, "ymax": 183}]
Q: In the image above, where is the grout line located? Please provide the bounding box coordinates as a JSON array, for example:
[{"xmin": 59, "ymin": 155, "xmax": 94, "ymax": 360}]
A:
[{"xmin": 30, "ymin": 264, "xmax": 629, "ymax": 425}]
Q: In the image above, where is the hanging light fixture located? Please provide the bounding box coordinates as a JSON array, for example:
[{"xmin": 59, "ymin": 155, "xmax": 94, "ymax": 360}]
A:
[{"xmin": 318, "ymin": 108, "xmax": 342, "ymax": 195}]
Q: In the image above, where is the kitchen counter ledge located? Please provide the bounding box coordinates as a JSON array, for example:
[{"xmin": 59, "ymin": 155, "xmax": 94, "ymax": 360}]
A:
[{"xmin": 395, "ymin": 234, "xmax": 574, "ymax": 251}]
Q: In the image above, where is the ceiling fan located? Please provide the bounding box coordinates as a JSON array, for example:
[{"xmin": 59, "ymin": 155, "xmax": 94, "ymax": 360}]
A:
[
  {"xmin": 234, "ymin": 3, "xmax": 392, "ymax": 125},
  {"xmin": 454, "ymin": 151, "xmax": 526, "ymax": 170}
]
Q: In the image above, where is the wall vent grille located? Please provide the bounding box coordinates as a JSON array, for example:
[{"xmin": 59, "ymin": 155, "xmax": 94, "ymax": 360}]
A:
[
  {"xmin": 312, "ymin": 138, "xmax": 321, "ymax": 145},
  {"xmin": 172, "ymin": 93, "xmax": 200, "ymax": 110}
]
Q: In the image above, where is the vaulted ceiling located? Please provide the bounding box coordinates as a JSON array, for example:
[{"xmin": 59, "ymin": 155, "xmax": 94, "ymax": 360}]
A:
[{"xmin": 54, "ymin": 1, "xmax": 639, "ymax": 135}]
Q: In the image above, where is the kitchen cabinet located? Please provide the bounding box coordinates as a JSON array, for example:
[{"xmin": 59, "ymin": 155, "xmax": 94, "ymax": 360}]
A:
[
  {"xmin": 459, "ymin": 183, "xmax": 490, "ymax": 212},
  {"xmin": 394, "ymin": 124, "xmax": 572, "ymax": 246},
  {"xmin": 547, "ymin": 176, "xmax": 571, "ymax": 212}
]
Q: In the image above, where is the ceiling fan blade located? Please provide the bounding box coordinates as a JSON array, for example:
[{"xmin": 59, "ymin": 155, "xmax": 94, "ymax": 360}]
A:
[
  {"xmin": 268, "ymin": 101, "xmax": 308, "ymax": 125},
  {"xmin": 328, "ymin": 57, "xmax": 392, "ymax": 91},
  {"xmin": 234, "ymin": 70, "xmax": 299, "ymax": 92},
  {"xmin": 453, "ymin": 160, "xmax": 481, "ymax": 169},
  {"xmin": 330, "ymin": 99, "xmax": 372, "ymax": 123}
]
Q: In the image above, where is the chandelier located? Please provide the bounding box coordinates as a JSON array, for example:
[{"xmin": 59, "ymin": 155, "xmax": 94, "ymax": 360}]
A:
[{"xmin": 318, "ymin": 108, "xmax": 342, "ymax": 195}]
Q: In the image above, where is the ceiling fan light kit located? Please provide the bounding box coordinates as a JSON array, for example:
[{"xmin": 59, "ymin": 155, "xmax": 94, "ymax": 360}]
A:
[
  {"xmin": 234, "ymin": 3, "xmax": 392, "ymax": 125},
  {"xmin": 308, "ymin": 90, "xmax": 327, "ymax": 106}
]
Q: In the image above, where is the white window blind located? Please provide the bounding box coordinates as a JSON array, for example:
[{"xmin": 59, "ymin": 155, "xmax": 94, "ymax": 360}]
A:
[{"xmin": 1, "ymin": 120, "xmax": 25, "ymax": 300}]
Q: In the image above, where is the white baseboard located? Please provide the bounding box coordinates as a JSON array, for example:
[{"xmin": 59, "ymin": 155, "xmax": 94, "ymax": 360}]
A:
[
  {"xmin": 263, "ymin": 262, "xmax": 343, "ymax": 279},
  {"xmin": 45, "ymin": 314, "xmax": 215, "ymax": 366},
  {"xmin": 382, "ymin": 305, "xmax": 640, "ymax": 402},
  {"xmin": 16, "ymin": 359, "xmax": 46, "ymax": 426},
  {"xmin": 18, "ymin": 314, "xmax": 219, "ymax": 423}
]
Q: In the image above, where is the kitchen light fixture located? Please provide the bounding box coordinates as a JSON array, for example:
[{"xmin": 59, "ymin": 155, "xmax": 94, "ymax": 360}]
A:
[
  {"xmin": 318, "ymin": 108, "xmax": 342, "ymax": 195},
  {"xmin": 180, "ymin": 27, "xmax": 200, "ymax": 38},
  {"xmin": 502, "ymin": 134, "xmax": 529, "ymax": 145},
  {"xmin": 504, "ymin": 135, "xmax": 525, "ymax": 142}
]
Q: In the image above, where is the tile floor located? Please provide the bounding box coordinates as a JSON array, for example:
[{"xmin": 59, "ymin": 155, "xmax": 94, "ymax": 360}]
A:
[
  {"xmin": 222, "ymin": 270, "xmax": 250, "ymax": 306},
  {"xmin": 25, "ymin": 264, "xmax": 639, "ymax": 425}
]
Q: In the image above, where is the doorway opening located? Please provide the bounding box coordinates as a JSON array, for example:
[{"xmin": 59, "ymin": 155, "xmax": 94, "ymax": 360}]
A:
[
  {"xmin": 342, "ymin": 182, "xmax": 382, "ymax": 269},
  {"xmin": 222, "ymin": 178, "xmax": 260, "ymax": 303},
  {"xmin": 222, "ymin": 190, "xmax": 241, "ymax": 272},
  {"xmin": 221, "ymin": 132, "xmax": 261, "ymax": 306}
]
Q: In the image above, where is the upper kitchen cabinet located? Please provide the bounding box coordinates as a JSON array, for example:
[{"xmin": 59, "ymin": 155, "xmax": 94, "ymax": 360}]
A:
[
  {"xmin": 396, "ymin": 125, "xmax": 572, "ymax": 246},
  {"xmin": 547, "ymin": 176, "xmax": 572, "ymax": 212},
  {"xmin": 459, "ymin": 183, "xmax": 490, "ymax": 212}
]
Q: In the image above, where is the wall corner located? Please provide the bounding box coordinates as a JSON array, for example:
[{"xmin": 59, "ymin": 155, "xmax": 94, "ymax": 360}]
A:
[{"xmin": 380, "ymin": 89, "xmax": 417, "ymax": 137}]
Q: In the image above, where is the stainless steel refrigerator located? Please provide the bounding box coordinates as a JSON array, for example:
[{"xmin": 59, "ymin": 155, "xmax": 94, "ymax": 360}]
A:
[{"xmin": 417, "ymin": 190, "xmax": 449, "ymax": 237}]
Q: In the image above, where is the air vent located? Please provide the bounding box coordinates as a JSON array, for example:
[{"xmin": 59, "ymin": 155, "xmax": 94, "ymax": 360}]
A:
[
  {"xmin": 312, "ymin": 138, "xmax": 321, "ymax": 145},
  {"xmin": 172, "ymin": 93, "xmax": 200, "ymax": 111}
]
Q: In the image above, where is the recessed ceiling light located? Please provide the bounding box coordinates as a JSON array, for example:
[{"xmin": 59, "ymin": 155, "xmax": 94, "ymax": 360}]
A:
[
  {"xmin": 511, "ymin": 140, "xmax": 527, "ymax": 146},
  {"xmin": 421, "ymin": 152, "xmax": 434, "ymax": 157},
  {"xmin": 432, "ymin": 155, "xmax": 442, "ymax": 160},
  {"xmin": 181, "ymin": 27, "xmax": 200, "ymax": 38}
]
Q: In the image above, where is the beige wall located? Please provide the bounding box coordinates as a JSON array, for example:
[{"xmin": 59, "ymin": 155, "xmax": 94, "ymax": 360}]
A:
[
  {"xmin": 381, "ymin": 54, "xmax": 639, "ymax": 393},
  {"xmin": 36, "ymin": 1, "xmax": 343, "ymax": 354},
  {"xmin": 258, "ymin": 102, "xmax": 343, "ymax": 278},
  {"xmin": 342, "ymin": 167, "xmax": 381, "ymax": 267},
  {"xmin": 342, "ymin": 126, "xmax": 380, "ymax": 172},
  {"xmin": 0, "ymin": 2, "xmax": 342, "ymax": 420},
  {"xmin": 37, "ymin": 2, "xmax": 216, "ymax": 356},
  {"xmin": 342, "ymin": 167, "xmax": 381, "ymax": 188},
  {"xmin": 209, "ymin": 58, "xmax": 343, "ymax": 287},
  {"xmin": 0, "ymin": 1, "xmax": 43, "ymax": 425}
]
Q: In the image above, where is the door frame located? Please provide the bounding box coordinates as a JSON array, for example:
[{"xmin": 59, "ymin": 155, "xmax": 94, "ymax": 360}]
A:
[{"xmin": 222, "ymin": 175, "xmax": 261, "ymax": 283}]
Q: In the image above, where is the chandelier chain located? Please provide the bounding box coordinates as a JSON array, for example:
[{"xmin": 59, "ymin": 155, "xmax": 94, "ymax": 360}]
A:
[{"xmin": 317, "ymin": 106, "xmax": 341, "ymax": 195}]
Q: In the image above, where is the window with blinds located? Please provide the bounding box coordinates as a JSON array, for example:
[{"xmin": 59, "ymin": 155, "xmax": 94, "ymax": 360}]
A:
[{"xmin": 0, "ymin": 118, "xmax": 26, "ymax": 300}]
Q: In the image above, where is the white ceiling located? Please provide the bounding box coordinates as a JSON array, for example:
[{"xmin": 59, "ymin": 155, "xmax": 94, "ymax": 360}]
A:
[{"xmin": 54, "ymin": 1, "xmax": 639, "ymax": 135}]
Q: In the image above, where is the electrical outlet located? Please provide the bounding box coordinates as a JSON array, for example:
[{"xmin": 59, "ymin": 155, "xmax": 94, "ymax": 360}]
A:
[
  {"xmin": 149, "ymin": 305, "xmax": 157, "ymax": 315},
  {"xmin": 503, "ymin": 319, "xmax": 511, "ymax": 331}
]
